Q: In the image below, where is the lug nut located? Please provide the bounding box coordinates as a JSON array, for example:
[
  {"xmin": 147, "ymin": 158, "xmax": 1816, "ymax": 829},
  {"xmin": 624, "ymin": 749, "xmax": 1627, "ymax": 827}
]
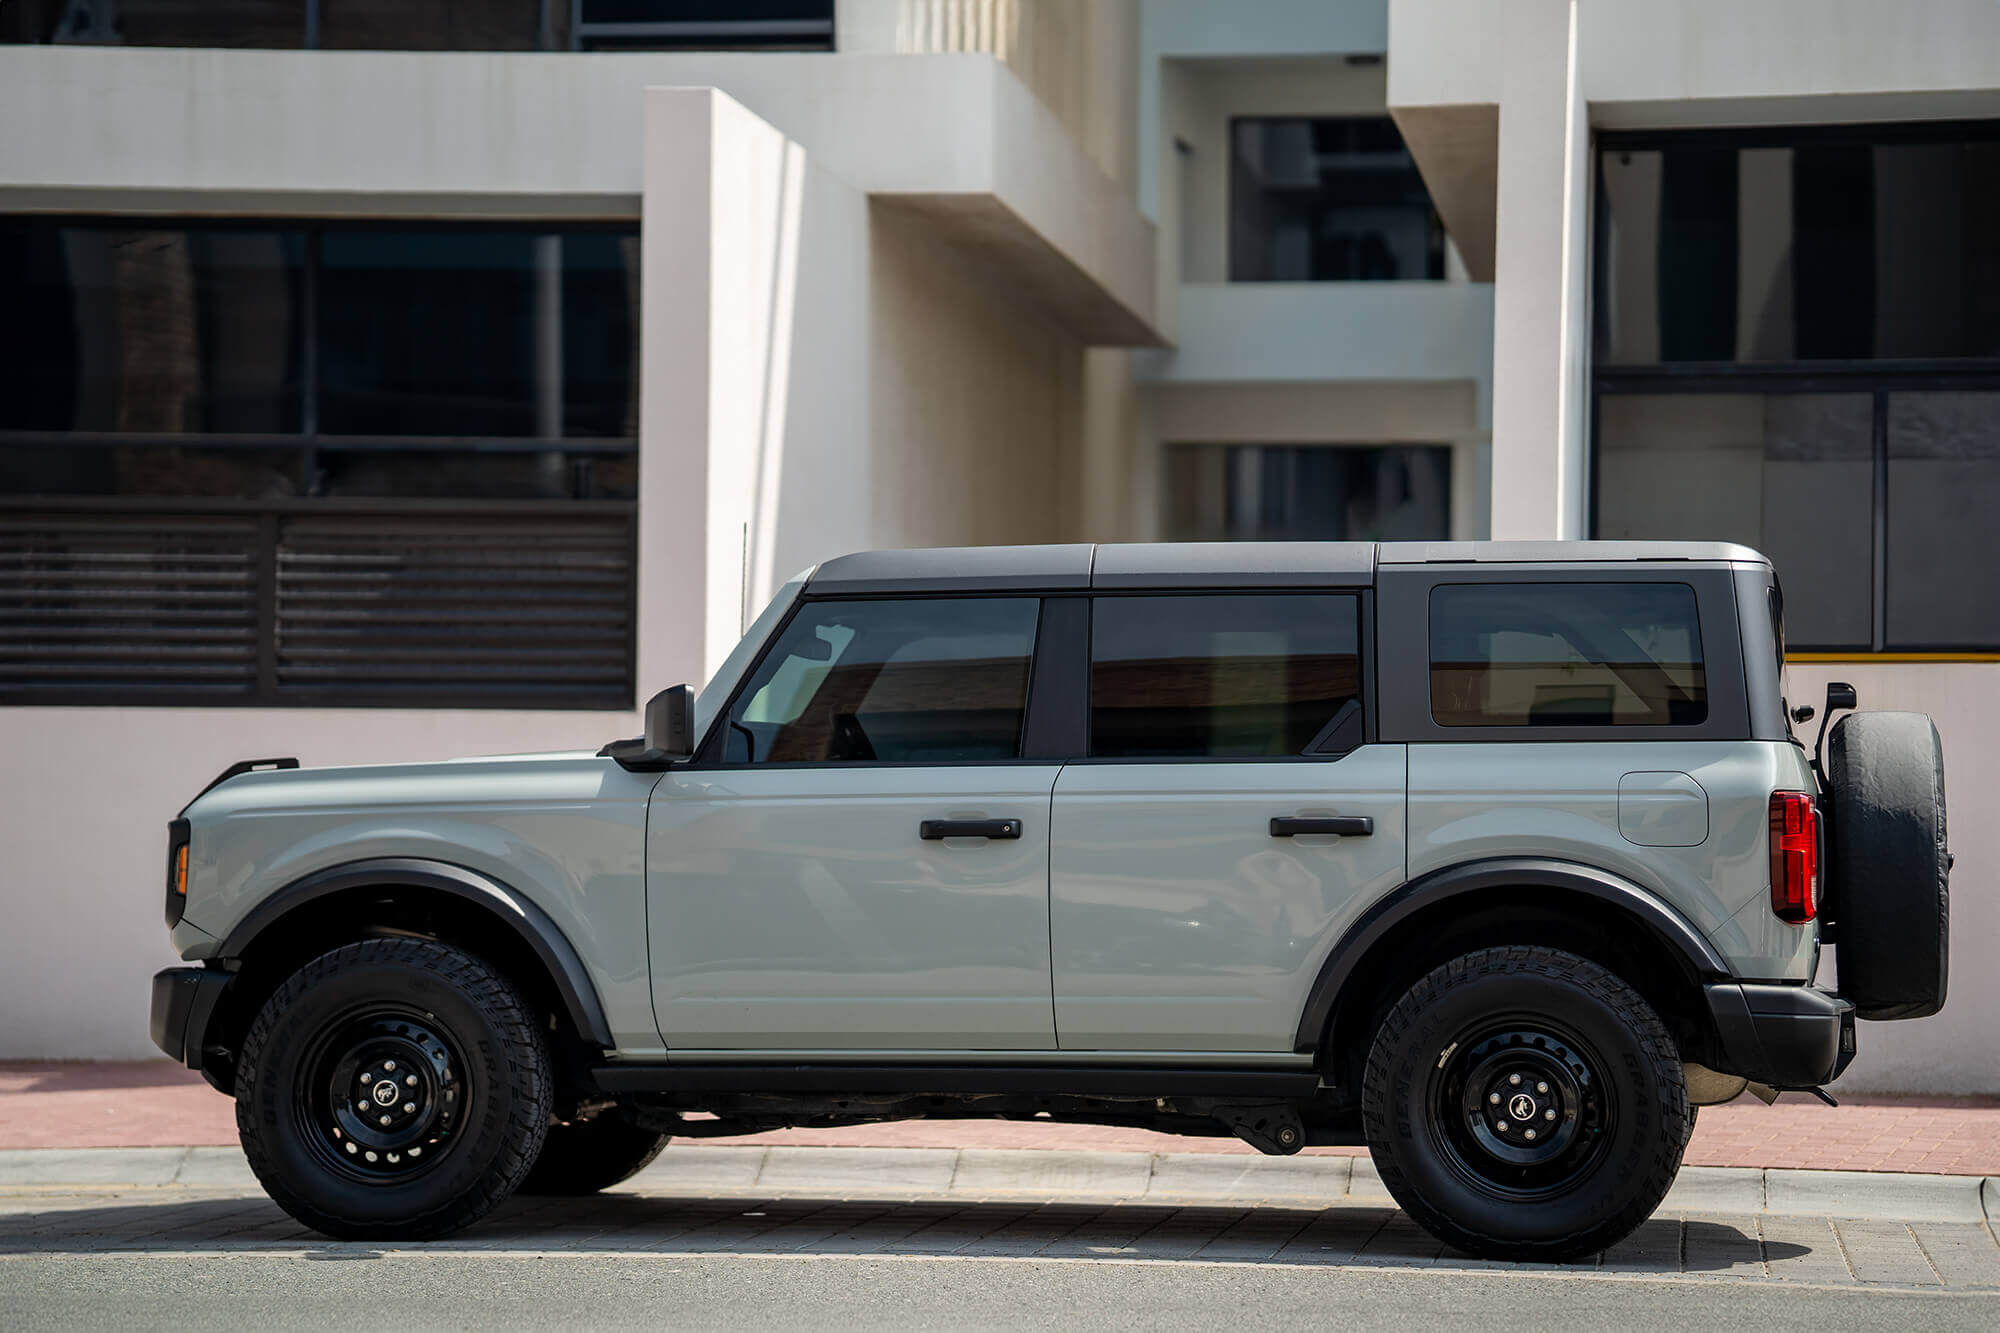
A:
[
  {"xmin": 358, "ymin": 1101, "xmax": 370, "ymax": 1112},
  {"xmin": 405, "ymin": 1075, "xmax": 418, "ymax": 1087},
  {"xmin": 379, "ymin": 1115, "xmax": 392, "ymax": 1127},
  {"xmin": 360, "ymin": 1073, "xmax": 373, "ymax": 1086},
  {"xmin": 1525, "ymin": 1129, "xmax": 1537, "ymax": 1141},
  {"xmin": 1496, "ymin": 1120, "xmax": 1509, "ymax": 1131},
  {"xmin": 1509, "ymin": 1073, "xmax": 1522, "ymax": 1086},
  {"xmin": 365, "ymin": 1151, "xmax": 378, "ymax": 1162},
  {"xmin": 1488, "ymin": 1093, "xmax": 1500, "ymax": 1104},
  {"xmin": 1545, "ymin": 1109, "xmax": 1556, "ymax": 1121},
  {"xmin": 403, "ymin": 1102, "xmax": 417, "ymax": 1114},
  {"xmin": 1537, "ymin": 1081, "xmax": 1548, "ymax": 1093},
  {"xmin": 409, "ymin": 1146, "xmax": 422, "ymax": 1158},
  {"xmin": 345, "ymin": 1141, "xmax": 357, "ymax": 1155},
  {"xmin": 384, "ymin": 1060, "xmax": 396, "ymax": 1072}
]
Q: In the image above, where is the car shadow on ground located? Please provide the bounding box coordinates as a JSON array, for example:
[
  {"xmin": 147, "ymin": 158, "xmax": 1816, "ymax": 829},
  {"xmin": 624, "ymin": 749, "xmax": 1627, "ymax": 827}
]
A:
[{"xmin": 0, "ymin": 1192, "xmax": 1806, "ymax": 1274}]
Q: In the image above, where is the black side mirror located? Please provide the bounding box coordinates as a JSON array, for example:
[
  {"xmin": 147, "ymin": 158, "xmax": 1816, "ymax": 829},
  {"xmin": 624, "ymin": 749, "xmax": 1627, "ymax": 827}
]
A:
[{"xmin": 601, "ymin": 684, "xmax": 695, "ymax": 770}]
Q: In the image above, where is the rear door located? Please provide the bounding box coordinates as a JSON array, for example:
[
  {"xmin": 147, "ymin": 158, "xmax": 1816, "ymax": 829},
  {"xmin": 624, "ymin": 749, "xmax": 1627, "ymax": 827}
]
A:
[{"xmin": 1049, "ymin": 592, "xmax": 1407, "ymax": 1052}]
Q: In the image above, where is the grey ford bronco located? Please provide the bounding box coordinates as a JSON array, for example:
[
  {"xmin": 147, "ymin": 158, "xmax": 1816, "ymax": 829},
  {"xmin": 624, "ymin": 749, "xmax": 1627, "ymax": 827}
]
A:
[{"xmin": 150, "ymin": 541, "xmax": 1950, "ymax": 1260}]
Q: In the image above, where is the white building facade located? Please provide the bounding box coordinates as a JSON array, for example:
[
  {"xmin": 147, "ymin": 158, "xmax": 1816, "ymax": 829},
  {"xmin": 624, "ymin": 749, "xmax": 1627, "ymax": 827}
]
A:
[{"xmin": 1, "ymin": 0, "xmax": 1994, "ymax": 1094}]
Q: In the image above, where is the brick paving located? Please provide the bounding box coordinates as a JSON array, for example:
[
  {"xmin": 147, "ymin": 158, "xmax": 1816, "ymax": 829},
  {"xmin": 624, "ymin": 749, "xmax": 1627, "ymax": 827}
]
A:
[{"xmin": 7, "ymin": 1060, "xmax": 1999, "ymax": 1174}]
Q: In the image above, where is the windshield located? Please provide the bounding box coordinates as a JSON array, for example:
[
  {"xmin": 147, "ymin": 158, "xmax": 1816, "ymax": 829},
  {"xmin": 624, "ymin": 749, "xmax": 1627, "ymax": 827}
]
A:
[{"xmin": 693, "ymin": 571, "xmax": 810, "ymax": 746}]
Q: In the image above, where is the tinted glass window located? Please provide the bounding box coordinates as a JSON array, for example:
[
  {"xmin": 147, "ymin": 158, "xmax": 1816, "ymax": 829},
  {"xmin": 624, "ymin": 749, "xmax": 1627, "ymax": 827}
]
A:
[
  {"xmin": 1231, "ymin": 118, "xmax": 1444, "ymax": 282},
  {"xmin": 1163, "ymin": 444, "xmax": 1451, "ymax": 542},
  {"xmin": 725, "ymin": 599, "xmax": 1039, "ymax": 764},
  {"xmin": 0, "ymin": 223, "xmax": 305, "ymax": 434},
  {"xmin": 1598, "ymin": 134, "xmax": 2000, "ymax": 364},
  {"xmin": 1090, "ymin": 596, "xmax": 1361, "ymax": 758},
  {"xmin": 1595, "ymin": 392, "xmax": 1872, "ymax": 649},
  {"xmin": 1430, "ymin": 584, "xmax": 1707, "ymax": 727},
  {"xmin": 1885, "ymin": 391, "xmax": 2000, "ymax": 648}
]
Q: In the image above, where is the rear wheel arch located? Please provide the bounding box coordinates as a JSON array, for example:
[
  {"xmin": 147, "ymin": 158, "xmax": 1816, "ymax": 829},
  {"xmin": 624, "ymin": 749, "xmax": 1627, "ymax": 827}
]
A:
[
  {"xmin": 203, "ymin": 859, "xmax": 613, "ymax": 1090},
  {"xmin": 1301, "ymin": 858, "xmax": 1731, "ymax": 1090}
]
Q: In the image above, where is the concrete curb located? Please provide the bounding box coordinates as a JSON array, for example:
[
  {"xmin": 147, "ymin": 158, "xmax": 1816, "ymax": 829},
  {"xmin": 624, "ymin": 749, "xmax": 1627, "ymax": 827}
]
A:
[{"xmin": 3, "ymin": 1145, "xmax": 1995, "ymax": 1223}]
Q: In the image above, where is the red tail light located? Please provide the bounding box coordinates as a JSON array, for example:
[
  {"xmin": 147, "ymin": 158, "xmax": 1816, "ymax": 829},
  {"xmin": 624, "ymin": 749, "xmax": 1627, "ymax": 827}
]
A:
[{"xmin": 1769, "ymin": 792, "xmax": 1819, "ymax": 924}]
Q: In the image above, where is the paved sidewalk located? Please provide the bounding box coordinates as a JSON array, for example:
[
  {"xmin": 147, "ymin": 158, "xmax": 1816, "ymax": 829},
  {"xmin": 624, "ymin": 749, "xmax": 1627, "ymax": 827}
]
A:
[
  {"xmin": 3, "ymin": 1144, "xmax": 1998, "ymax": 1294},
  {"xmin": 8, "ymin": 1061, "xmax": 2000, "ymax": 1175}
]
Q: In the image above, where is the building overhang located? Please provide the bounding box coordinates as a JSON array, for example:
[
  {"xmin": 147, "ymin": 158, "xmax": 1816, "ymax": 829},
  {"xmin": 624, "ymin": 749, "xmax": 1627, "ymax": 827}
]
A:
[{"xmin": 0, "ymin": 46, "xmax": 1161, "ymax": 347}]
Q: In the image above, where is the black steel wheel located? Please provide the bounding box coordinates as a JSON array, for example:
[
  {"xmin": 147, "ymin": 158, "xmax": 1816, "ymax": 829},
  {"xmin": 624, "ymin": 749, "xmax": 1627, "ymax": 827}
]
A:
[
  {"xmin": 1361, "ymin": 946, "xmax": 1688, "ymax": 1262},
  {"xmin": 236, "ymin": 938, "xmax": 552, "ymax": 1241}
]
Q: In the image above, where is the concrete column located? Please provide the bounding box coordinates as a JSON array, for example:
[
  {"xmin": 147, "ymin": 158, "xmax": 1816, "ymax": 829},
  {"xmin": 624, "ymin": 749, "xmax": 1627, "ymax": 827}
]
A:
[
  {"xmin": 638, "ymin": 88, "xmax": 803, "ymax": 693},
  {"xmin": 640, "ymin": 87, "xmax": 873, "ymax": 693},
  {"xmin": 1488, "ymin": 0, "xmax": 1588, "ymax": 539}
]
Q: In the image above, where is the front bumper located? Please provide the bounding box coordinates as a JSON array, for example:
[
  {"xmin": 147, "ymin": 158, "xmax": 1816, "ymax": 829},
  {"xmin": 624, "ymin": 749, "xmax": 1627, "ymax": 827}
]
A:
[
  {"xmin": 149, "ymin": 967, "xmax": 230, "ymax": 1070},
  {"xmin": 1705, "ymin": 982, "xmax": 1857, "ymax": 1088}
]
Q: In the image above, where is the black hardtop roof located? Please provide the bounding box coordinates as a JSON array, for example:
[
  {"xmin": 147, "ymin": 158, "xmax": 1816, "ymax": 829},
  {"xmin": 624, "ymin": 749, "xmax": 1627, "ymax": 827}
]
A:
[{"xmin": 804, "ymin": 541, "xmax": 1767, "ymax": 595}]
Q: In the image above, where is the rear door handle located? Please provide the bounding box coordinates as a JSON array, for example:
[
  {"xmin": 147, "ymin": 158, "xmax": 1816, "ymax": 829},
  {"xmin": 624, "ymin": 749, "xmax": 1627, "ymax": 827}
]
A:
[
  {"xmin": 1269, "ymin": 816, "xmax": 1374, "ymax": 838},
  {"xmin": 921, "ymin": 818, "xmax": 1023, "ymax": 841}
]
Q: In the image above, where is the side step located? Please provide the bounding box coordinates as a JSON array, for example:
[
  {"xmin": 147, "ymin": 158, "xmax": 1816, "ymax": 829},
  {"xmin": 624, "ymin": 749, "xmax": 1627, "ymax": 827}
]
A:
[{"xmin": 591, "ymin": 1063, "xmax": 1323, "ymax": 1100}]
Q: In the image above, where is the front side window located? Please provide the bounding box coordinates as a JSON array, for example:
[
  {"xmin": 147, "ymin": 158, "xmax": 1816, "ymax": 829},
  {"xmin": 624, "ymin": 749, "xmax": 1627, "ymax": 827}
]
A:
[
  {"xmin": 1430, "ymin": 583, "xmax": 1707, "ymax": 727},
  {"xmin": 724, "ymin": 598, "xmax": 1040, "ymax": 764},
  {"xmin": 1090, "ymin": 595, "xmax": 1362, "ymax": 759}
]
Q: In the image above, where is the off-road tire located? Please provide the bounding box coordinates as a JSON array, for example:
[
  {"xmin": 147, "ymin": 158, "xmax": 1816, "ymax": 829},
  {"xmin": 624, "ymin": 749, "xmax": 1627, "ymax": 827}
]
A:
[
  {"xmin": 1361, "ymin": 946, "xmax": 1689, "ymax": 1262},
  {"xmin": 1826, "ymin": 711, "xmax": 1950, "ymax": 1020},
  {"xmin": 519, "ymin": 1116, "xmax": 669, "ymax": 1195},
  {"xmin": 235, "ymin": 938, "xmax": 553, "ymax": 1241}
]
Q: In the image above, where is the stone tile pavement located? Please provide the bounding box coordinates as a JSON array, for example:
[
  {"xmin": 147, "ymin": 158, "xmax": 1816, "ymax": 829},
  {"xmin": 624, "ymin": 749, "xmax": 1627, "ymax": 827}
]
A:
[
  {"xmin": 3, "ymin": 1145, "xmax": 1998, "ymax": 1293},
  {"xmin": 8, "ymin": 1061, "xmax": 2000, "ymax": 1177}
]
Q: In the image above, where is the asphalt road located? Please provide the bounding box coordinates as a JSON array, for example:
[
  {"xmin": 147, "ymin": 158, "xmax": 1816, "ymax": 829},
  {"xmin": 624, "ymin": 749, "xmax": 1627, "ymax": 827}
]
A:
[{"xmin": 8, "ymin": 1251, "xmax": 2000, "ymax": 1332}]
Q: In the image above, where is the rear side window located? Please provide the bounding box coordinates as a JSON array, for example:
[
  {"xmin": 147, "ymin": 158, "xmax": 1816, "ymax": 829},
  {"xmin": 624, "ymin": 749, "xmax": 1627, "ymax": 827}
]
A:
[
  {"xmin": 1090, "ymin": 594, "xmax": 1362, "ymax": 758},
  {"xmin": 1429, "ymin": 583, "xmax": 1707, "ymax": 727},
  {"xmin": 724, "ymin": 598, "xmax": 1039, "ymax": 763}
]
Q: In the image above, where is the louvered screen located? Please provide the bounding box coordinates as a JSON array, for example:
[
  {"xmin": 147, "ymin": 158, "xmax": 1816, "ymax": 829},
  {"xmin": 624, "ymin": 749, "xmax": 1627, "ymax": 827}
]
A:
[
  {"xmin": 275, "ymin": 513, "xmax": 634, "ymax": 707},
  {"xmin": 0, "ymin": 515, "xmax": 260, "ymax": 700},
  {"xmin": 0, "ymin": 509, "xmax": 635, "ymax": 709}
]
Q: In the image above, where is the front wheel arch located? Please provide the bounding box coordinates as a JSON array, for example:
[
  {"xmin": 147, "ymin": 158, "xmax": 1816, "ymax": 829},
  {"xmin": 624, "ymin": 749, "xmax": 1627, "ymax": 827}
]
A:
[{"xmin": 202, "ymin": 861, "xmax": 611, "ymax": 1092}]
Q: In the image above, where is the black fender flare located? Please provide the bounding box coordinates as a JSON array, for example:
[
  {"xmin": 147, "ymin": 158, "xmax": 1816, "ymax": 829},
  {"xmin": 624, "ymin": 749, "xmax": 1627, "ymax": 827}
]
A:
[
  {"xmin": 1293, "ymin": 856, "xmax": 1731, "ymax": 1053},
  {"xmin": 217, "ymin": 857, "xmax": 615, "ymax": 1049}
]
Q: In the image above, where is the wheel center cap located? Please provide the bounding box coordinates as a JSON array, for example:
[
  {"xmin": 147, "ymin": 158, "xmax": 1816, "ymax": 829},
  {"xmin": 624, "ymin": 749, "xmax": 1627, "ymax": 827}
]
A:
[
  {"xmin": 372, "ymin": 1080, "xmax": 401, "ymax": 1107},
  {"xmin": 1508, "ymin": 1093, "xmax": 1536, "ymax": 1122}
]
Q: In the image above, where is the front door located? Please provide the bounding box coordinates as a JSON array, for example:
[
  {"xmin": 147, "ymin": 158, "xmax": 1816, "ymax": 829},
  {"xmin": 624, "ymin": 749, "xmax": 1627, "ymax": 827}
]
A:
[
  {"xmin": 648, "ymin": 595, "xmax": 1058, "ymax": 1051},
  {"xmin": 1050, "ymin": 592, "xmax": 1408, "ymax": 1052}
]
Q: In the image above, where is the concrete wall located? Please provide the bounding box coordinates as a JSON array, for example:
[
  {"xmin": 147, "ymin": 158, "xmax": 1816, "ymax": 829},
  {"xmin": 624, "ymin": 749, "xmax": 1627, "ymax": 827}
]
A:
[{"xmin": 0, "ymin": 708, "xmax": 639, "ymax": 1059}]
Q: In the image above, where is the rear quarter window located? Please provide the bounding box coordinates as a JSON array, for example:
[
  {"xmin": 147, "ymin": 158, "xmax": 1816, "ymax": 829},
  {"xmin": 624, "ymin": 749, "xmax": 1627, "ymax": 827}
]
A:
[{"xmin": 1429, "ymin": 582, "xmax": 1707, "ymax": 727}]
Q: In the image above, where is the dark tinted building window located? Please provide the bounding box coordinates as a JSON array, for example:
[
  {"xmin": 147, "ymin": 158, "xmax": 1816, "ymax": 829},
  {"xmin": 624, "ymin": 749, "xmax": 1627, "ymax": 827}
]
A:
[
  {"xmin": 1230, "ymin": 118, "xmax": 1445, "ymax": 282},
  {"xmin": 1430, "ymin": 584, "xmax": 1707, "ymax": 728},
  {"xmin": 1598, "ymin": 131, "xmax": 2000, "ymax": 364},
  {"xmin": 726, "ymin": 599, "xmax": 1040, "ymax": 764},
  {"xmin": 1090, "ymin": 595, "xmax": 1361, "ymax": 758},
  {"xmin": 1886, "ymin": 391, "xmax": 2000, "ymax": 648},
  {"xmin": 0, "ymin": 218, "xmax": 640, "ymax": 709},
  {"xmin": 318, "ymin": 230, "xmax": 636, "ymax": 440},
  {"xmin": 575, "ymin": 0, "xmax": 833, "ymax": 50},
  {"xmin": 1164, "ymin": 444, "xmax": 1451, "ymax": 542},
  {"xmin": 1594, "ymin": 123, "xmax": 2000, "ymax": 653},
  {"xmin": 1595, "ymin": 393, "xmax": 1873, "ymax": 650}
]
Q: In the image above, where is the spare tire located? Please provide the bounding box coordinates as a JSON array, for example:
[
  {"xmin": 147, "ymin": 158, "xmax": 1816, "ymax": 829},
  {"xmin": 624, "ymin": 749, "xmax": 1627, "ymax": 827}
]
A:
[{"xmin": 1825, "ymin": 711, "xmax": 1950, "ymax": 1021}]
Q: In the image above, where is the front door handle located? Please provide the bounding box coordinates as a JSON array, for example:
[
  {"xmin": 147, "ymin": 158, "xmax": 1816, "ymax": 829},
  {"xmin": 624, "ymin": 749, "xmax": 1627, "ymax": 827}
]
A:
[
  {"xmin": 1270, "ymin": 815, "xmax": 1374, "ymax": 838},
  {"xmin": 921, "ymin": 818, "xmax": 1023, "ymax": 841}
]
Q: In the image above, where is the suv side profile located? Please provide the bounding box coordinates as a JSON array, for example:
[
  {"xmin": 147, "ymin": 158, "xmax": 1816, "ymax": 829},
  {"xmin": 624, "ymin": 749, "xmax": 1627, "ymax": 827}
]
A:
[{"xmin": 149, "ymin": 542, "xmax": 1950, "ymax": 1260}]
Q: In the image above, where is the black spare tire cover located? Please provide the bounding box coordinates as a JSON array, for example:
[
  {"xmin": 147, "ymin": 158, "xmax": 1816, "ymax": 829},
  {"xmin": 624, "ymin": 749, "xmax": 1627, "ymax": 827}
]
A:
[{"xmin": 1826, "ymin": 711, "xmax": 1949, "ymax": 1021}]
